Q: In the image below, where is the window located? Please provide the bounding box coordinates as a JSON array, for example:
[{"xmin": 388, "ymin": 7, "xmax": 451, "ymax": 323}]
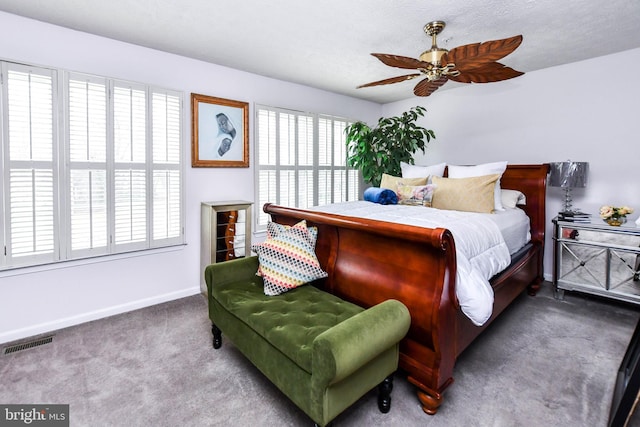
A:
[
  {"xmin": 0, "ymin": 61, "xmax": 184, "ymax": 270},
  {"xmin": 255, "ymin": 105, "xmax": 359, "ymax": 228}
]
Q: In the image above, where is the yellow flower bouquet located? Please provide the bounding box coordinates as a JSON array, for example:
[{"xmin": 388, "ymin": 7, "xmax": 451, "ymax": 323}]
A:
[{"xmin": 599, "ymin": 205, "xmax": 634, "ymax": 226}]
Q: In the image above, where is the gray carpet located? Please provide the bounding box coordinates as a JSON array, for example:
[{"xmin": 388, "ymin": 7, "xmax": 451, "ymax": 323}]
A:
[{"xmin": 1, "ymin": 283, "xmax": 639, "ymax": 427}]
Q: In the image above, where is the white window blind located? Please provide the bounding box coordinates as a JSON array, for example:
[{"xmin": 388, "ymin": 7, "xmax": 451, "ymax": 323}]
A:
[
  {"xmin": 2, "ymin": 64, "xmax": 58, "ymax": 266},
  {"xmin": 0, "ymin": 61, "xmax": 184, "ymax": 271},
  {"xmin": 67, "ymin": 74, "xmax": 108, "ymax": 257},
  {"xmin": 255, "ymin": 105, "xmax": 359, "ymax": 228},
  {"xmin": 113, "ymin": 83, "xmax": 147, "ymax": 250},
  {"xmin": 151, "ymin": 92, "xmax": 182, "ymax": 244}
]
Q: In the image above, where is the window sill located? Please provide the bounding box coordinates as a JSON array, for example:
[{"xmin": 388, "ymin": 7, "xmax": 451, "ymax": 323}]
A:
[{"xmin": 0, "ymin": 244, "xmax": 188, "ymax": 279}]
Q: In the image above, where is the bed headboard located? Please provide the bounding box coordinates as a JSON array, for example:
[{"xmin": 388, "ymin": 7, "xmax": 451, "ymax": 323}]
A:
[
  {"xmin": 266, "ymin": 163, "xmax": 549, "ymax": 244},
  {"xmin": 498, "ymin": 164, "xmax": 549, "ymax": 244}
]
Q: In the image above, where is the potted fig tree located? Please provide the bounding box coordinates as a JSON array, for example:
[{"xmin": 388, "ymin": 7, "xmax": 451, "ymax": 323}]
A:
[{"xmin": 344, "ymin": 106, "xmax": 436, "ymax": 187}]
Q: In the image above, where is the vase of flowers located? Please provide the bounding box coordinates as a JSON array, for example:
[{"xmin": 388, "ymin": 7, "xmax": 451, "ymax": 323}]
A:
[{"xmin": 599, "ymin": 205, "xmax": 634, "ymax": 226}]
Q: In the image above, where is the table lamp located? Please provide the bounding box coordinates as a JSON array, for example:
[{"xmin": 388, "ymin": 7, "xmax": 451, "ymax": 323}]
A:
[{"xmin": 549, "ymin": 161, "xmax": 589, "ymax": 214}]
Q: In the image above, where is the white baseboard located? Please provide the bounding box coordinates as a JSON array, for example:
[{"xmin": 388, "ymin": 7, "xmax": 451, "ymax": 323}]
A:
[{"xmin": 0, "ymin": 287, "xmax": 201, "ymax": 345}]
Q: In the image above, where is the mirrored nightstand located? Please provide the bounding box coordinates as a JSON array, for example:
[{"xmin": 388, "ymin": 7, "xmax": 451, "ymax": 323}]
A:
[{"xmin": 553, "ymin": 216, "xmax": 640, "ymax": 304}]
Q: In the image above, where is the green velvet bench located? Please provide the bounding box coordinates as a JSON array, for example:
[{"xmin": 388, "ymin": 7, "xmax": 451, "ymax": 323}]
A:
[{"xmin": 205, "ymin": 256, "xmax": 411, "ymax": 426}]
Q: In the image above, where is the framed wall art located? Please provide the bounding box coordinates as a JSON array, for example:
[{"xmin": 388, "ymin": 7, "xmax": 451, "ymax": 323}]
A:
[{"xmin": 191, "ymin": 93, "xmax": 249, "ymax": 167}]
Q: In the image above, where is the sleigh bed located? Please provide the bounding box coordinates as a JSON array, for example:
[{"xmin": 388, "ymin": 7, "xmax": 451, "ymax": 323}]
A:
[{"xmin": 263, "ymin": 163, "xmax": 549, "ymax": 415}]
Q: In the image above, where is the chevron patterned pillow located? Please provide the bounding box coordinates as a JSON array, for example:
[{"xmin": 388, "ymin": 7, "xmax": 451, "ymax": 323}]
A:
[{"xmin": 252, "ymin": 220, "xmax": 327, "ymax": 296}]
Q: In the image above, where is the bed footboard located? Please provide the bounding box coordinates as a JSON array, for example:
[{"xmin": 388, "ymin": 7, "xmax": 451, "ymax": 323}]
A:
[
  {"xmin": 263, "ymin": 163, "xmax": 548, "ymax": 415},
  {"xmin": 264, "ymin": 203, "xmax": 459, "ymax": 413}
]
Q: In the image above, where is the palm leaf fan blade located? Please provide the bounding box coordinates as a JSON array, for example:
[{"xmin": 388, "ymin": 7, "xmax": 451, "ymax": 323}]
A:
[
  {"xmin": 445, "ymin": 35, "xmax": 523, "ymax": 70},
  {"xmin": 371, "ymin": 53, "xmax": 432, "ymax": 70},
  {"xmin": 449, "ymin": 63, "xmax": 524, "ymax": 83},
  {"xmin": 357, "ymin": 74, "xmax": 421, "ymax": 88},
  {"xmin": 413, "ymin": 77, "xmax": 448, "ymax": 97}
]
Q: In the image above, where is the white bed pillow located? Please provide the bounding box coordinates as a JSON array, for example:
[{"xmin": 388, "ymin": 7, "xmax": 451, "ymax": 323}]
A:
[
  {"xmin": 501, "ymin": 189, "xmax": 527, "ymax": 209},
  {"xmin": 447, "ymin": 161, "xmax": 508, "ymax": 211},
  {"xmin": 400, "ymin": 162, "xmax": 447, "ymax": 181}
]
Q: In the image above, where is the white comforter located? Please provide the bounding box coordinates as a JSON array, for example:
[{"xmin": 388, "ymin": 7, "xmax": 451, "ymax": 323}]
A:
[{"xmin": 311, "ymin": 201, "xmax": 512, "ymax": 326}]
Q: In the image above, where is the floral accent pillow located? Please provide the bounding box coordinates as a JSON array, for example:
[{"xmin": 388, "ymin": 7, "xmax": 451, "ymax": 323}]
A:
[
  {"xmin": 397, "ymin": 183, "xmax": 437, "ymax": 207},
  {"xmin": 252, "ymin": 220, "xmax": 327, "ymax": 296}
]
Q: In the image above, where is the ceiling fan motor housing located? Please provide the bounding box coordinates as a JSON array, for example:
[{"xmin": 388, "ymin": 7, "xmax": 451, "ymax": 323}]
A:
[{"xmin": 419, "ymin": 48, "xmax": 447, "ymax": 65}]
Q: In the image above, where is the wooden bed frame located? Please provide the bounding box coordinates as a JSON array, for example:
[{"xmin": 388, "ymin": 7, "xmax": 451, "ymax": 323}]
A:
[{"xmin": 263, "ymin": 163, "xmax": 549, "ymax": 415}]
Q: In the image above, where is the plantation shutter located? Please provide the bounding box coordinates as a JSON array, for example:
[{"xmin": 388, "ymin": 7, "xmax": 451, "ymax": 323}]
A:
[
  {"xmin": 317, "ymin": 117, "xmax": 332, "ymax": 206},
  {"xmin": 256, "ymin": 109, "xmax": 277, "ymax": 226},
  {"xmin": 256, "ymin": 105, "xmax": 358, "ymax": 229},
  {"xmin": 277, "ymin": 112, "xmax": 299, "ymax": 208},
  {"xmin": 66, "ymin": 79, "xmax": 182, "ymax": 255},
  {"xmin": 330, "ymin": 117, "xmax": 359, "ymax": 202},
  {"xmin": 297, "ymin": 115, "xmax": 314, "ymax": 209},
  {"xmin": 151, "ymin": 90, "xmax": 182, "ymax": 245},
  {"xmin": 2, "ymin": 63, "xmax": 58, "ymax": 266},
  {"xmin": 67, "ymin": 73, "xmax": 108, "ymax": 257},
  {"xmin": 0, "ymin": 60, "xmax": 184, "ymax": 272},
  {"xmin": 112, "ymin": 82, "xmax": 147, "ymax": 251},
  {"xmin": 318, "ymin": 115, "xmax": 359, "ymax": 204}
]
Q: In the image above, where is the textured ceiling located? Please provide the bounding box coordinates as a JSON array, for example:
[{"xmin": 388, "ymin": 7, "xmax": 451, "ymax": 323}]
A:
[{"xmin": 1, "ymin": 0, "xmax": 639, "ymax": 104}]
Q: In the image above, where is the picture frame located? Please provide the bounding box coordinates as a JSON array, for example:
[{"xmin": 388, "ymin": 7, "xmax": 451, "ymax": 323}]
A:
[{"xmin": 191, "ymin": 93, "xmax": 249, "ymax": 168}]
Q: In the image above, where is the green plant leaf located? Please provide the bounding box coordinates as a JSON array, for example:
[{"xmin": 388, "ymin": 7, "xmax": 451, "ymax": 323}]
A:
[{"xmin": 344, "ymin": 106, "xmax": 436, "ymax": 186}]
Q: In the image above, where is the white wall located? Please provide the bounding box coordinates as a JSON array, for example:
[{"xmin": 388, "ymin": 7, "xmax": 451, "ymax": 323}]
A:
[
  {"xmin": 382, "ymin": 48, "xmax": 640, "ymax": 280},
  {"xmin": 0, "ymin": 12, "xmax": 381, "ymax": 343}
]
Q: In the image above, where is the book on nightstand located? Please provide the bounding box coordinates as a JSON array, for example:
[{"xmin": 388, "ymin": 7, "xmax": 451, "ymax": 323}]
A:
[{"xmin": 558, "ymin": 211, "xmax": 592, "ymax": 223}]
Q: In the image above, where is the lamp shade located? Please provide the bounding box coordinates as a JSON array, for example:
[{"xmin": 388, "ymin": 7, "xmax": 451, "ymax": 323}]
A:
[{"xmin": 549, "ymin": 161, "xmax": 589, "ymax": 189}]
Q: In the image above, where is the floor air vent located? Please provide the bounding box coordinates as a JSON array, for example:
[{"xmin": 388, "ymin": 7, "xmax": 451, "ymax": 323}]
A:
[{"xmin": 3, "ymin": 335, "xmax": 54, "ymax": 355}]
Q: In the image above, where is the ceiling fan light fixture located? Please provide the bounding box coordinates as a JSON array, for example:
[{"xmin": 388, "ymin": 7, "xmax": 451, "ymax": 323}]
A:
[
  {"xmin": 358, "ymin": 20, "xmax": 524, "ymax": 96},
  {"xmin": 444, "ymin": 63, "xmax": 460, "ymax": 77},
  {"xmin": 422, "ymin": 65, "xmax": 460, "ymax": 82}
]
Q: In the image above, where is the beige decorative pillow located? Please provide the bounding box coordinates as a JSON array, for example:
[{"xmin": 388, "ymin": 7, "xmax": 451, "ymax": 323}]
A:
[
  {"xmin": 379, "ymin": 173, "xmax": 427, "ymax": 191},
  {"xmin": 447, "ymin": 161, "xmax": 508, "ymax": 211},
  {"xmin": 431, "ymin": 174, "xmax": 501, "ymax": 213}
]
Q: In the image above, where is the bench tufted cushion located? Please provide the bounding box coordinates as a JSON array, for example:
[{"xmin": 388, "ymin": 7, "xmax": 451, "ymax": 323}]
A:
[{"xmin": 212, "ymin": 276, "xmax": 363, "ymax": 373}]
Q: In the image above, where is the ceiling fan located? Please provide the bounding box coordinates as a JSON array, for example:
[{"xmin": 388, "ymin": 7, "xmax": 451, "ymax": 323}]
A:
[{"xmin": 358, "ymin": 21, "xmax": 524, "ymax": 97}]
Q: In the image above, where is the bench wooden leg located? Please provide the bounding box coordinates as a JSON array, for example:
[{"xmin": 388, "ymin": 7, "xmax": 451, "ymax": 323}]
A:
[
  {"xmin": 211, "ymin": 323, "xmax": 222, "ymax": 349},
  {"xmin": 377, "ymin": 374, "xmax": 394, "ymax": 413}
]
